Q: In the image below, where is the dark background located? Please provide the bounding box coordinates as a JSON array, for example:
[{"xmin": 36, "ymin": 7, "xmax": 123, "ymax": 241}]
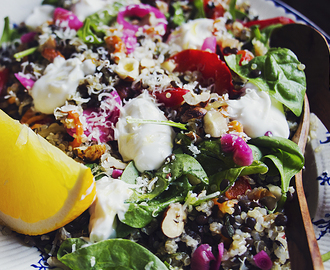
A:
[{"xmin": 279, "ymin": 0, "xmax": 330, "ymax": 37}]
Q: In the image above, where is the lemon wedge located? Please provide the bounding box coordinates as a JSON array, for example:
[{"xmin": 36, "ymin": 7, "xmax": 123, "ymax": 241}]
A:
[{"xmin": 0, "ymin": 110, "xmax": 96, "ymax": 235}]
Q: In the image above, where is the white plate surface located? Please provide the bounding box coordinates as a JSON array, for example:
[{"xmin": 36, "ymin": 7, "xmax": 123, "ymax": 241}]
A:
[{"xmin": 0, "ymin": 0, "xmax": 329, "ymax": 269}]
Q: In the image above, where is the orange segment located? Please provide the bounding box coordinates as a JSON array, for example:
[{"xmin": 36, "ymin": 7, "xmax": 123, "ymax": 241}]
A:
[{"xmin": 0, "ymin": 109, "xmax": 96, "ymax": 235}]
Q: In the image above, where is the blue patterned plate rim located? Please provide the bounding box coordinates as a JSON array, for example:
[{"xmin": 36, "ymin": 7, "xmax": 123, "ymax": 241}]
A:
[{"xmin": 271, "ymin": 0, "xmax": 330, "ymax": 44}]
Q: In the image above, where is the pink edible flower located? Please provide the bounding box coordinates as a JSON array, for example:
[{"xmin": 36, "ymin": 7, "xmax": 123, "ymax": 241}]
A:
[
  {"xmin": 191, "ymin": 244, "xmax": 216, "ymax": 270},
  {"xmin": 20, "ymin": 32, "xmax": 36, "ymax": 43},
  {"xmin": 253, "ymin": 250, "xmax": 273, "ymax": 270},
  {"xmin": 220, "ymin": 134, "xmax": 253, "ymax": 166},
  {"xmin": 112, "ymin": 169, "xmax": 123, "ymax": 179},
  {"xmin": 121, "ymin": 29, "xmax": 137, "ymax": 54},
  {"xmin": 191, "ymin": 243, "xmax": 224, "ymax": 270},
  {"xmin": 201, "ymin": 36, "xmax": 217, "ymax": 53},
  {"xmin": 117, "ymin": 3, "xmax": 167, "ymax": 34},
  {"xmin": 14, "ymin": 73, "xmax": 35, "ymax": 90},
  {"xmin": 53, "ymin": 7, "xmax": 83, "ymax": 30},
  {"xmin": 67, "ymin": 90, "xmax": 122, "ymax": 144}
]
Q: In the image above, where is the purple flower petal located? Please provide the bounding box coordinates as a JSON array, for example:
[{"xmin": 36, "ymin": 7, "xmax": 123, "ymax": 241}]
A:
[
  {"xmin": 14, "ymin": 73, "xmax": 35, "ymax": 90},
  {"xmin": 253, "ymin": 250, "xmax": 273, "ymax": 270},
  {"xmin": 201, "ymin": 36, "xmax": 217, "ymax": 53},
  {"xmin": 220, "ymin": 134, "xmax": 253, "ymax": 166},
  {"xmin": 191, "ymin": 244, "xmax": 216, "ymax": 270},
  {"xmin": 53, "ymin": 7, "xmax": 83, "ymax": 30},
  {"xmin": 20, "ymin": 32, "xmax": 37, "ymax": 43}
]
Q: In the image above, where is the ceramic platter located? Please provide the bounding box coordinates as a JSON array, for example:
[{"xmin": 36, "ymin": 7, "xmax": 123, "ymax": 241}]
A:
[{"xmin": 0, "ymin": 0, "xmax": 329, "ymax": 269}]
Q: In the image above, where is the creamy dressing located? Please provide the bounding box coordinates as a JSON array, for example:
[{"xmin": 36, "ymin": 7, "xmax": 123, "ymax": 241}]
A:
[
  {"xmin": 31, "ymin": 57, "xmax": 96, "ymax": 114},
  {"xmin": 167, "ymin": 18, "xmax": 214, "ymax": 50},
  {"xmin": 88, "ymin": 176, "xmax": 133, "ymax": 242},
  {"xmin": 115, "ymin": 92, "xmax": 175, "ymax": 172},
  {"xmin": 25, "ymin": 5, "xmax": 55, "ymax": 30},
  {"xmin": 226, "ymin": 85, "xmax": 290, "ymax": 138},
  {"xmin": 71, "ymin": 0, "xmax": 111, "ymax": 21}
]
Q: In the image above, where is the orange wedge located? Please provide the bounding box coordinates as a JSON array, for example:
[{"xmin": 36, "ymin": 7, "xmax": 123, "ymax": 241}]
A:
[{"xmin": 0, "ymin": 109, "xmax": 96, "ymax": 235}]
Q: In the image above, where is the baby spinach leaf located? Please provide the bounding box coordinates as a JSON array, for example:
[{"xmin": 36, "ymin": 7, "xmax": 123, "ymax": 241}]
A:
[
  {"xmin": 209, "ymin": 160, "xmax": 268, "ymax": 192},
  {"xmin": 77, "ymin": 3, "xmax": 123, "ymax": 45},
  {"xmin": 192, "ymin": 0, "xmax": 206, "ymax": 19},
  {"xmin": 229, "ymin": 0, "xmax": 248, "ymax": 21},
  {"xmin": 0, "ymin": 17, "xmax": 20, "ymax": 45},
  {"xmin": 77, "ymin": 18, "xmax": 104, "ymax": 45},
  {"xmin": 249, "ymin": 136, "xmax": 304, "ymax": 208},
  {"xmin": 41, "ymin": 0, "xmax": 62, "ymax": 6},
  {"xmin": 225, "ymin": 48, "xmax": 306, "ymax": 116},
  {"xmin": 120, "ymin": 195, "xmax": 183, "ymax": 228},
  {"xmin": 120, "ymin": 161, "xmax": 139, "ymax": 185},
  {"xmin": 130, "ymin": 154, "xmax": 208, "ymax": 202},
  {"xmin": 169, "ymin": 2, "xmax": 186, "ymax": 27},
  {"xmin": 58, "ymin": 238, "xmax": 168, "ymax": 270}
]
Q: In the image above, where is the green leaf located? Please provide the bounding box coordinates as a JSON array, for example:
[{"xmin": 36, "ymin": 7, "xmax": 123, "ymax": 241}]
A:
[
  {"xmin": 126, "ymin": 117, "xmax": 187, "ymax": 130},
  {"xmin": 209, "ymin": 160, "xmax": 268, "ymax": 192},
  {"xmin": 41, "ymin": 0, "xmax": 62, "ymax": 6},
  {"xmin": 57, "ymin": 238, "xmax": 168, "ymax": 270},
  {"xmin": 120, "ymin": 195, "xmax": 183, "ymax": 228},
  {"xmin": 77, "ymin": 2, "xmax": 123, "ymax": 45},
  {"xmin": 120, "ymin": 161, "xmax": 140, "ymax": 185},
  {"xmin": 192, "ymin": 0, "xmax": 206, "ymax": 19},
  {"xmin": 13, "ymin": 47, "xmax": 38, "ymax": 60},
  {"xmin": 249, "ymin": 136, "xmax": 304, "ymax": 208},
  {"xmin": 171, "ymin": 2, "xmax": 186, "ymax": 27},
  {"xmin": 77, "ymin": 18, "xmax": 104, "ymax": 45},
  {"xmin": 0, "ymin": 17, "xmax": 20, "ymax": 45},
  {"xmin": 229, "ymin": 0, "xmax": 237, "ymax": 20},
  {"xmin": 322, "ymin": 251, "xmax": 330, "ymax": 262},
  {"xmin": 225, "ymin": 48, "xmax": 306, "ymax": 116}
]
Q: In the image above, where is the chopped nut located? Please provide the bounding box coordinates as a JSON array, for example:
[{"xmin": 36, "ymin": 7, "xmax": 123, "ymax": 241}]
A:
[
  {"xmin": 183, "ymin": 91, "xmax": 210, "ymax": 106},
  {"xmin": 75, "ymin": 144, "xmax": 107, "ymax": 162},
  {"xmin": 180, "ymin": 107, "xmax": 207, "ymax": 123},
  {"xmin": 115, "ymin": 57, "xmax": 140, "ymax": 81},
  {"xmin": 162, "ymin": 203, "xmax": 187, "ymax": 238},
  {"xmin": 203, "ymin": 109, "xmax": 228, "ymax": 137}
]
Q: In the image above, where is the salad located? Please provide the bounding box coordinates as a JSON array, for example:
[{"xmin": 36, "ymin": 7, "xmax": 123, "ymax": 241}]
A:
[{"xmin": 0, "ymin": 0, "xmax": 307, "ymax": 269}]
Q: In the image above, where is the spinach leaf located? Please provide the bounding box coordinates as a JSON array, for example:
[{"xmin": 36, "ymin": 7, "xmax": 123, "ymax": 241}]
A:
[
  {"xmin": 127, "ymin": 154, "xmax": 208, "ymax": 202},
  {"xmin": 77, "ymin": 18, "xmax": 104, "ymax": 45},
  {"xmin": 58, "ymin": 238, "xmax": 168, "ymax": 270},
  {"xmin": 120, "ymin": 194, "xmax": 184, "ymax": 228},
  {"xmin": 0, "ymin": 17, "xmax": 20, "ymax": 45},
  {"xmin": 85, "ymin": 163, "xmax": 106, "ymax": 181},
  {"xmin": 77, "ymin": 3, "xmax": 123, "ymax": 45},
  {"xmin": 192, "ymin": 0, "xmax": 206, "ymax": 19},
  {"xmin": 229, "ymin": 0, "xmax": 248, "ymax": 21},
  {"xmin": 249, "ymin": 136, "xmax": 304, "ymax": 208},
  {"xmin": 169, "ymin": 2, "xmax": 186, "ymax": 27},
  {"xmin": 120, "ymin": 161, "xmax": 139, "ymax": 185},
  {"xmin": 209, "ymin": 160, "xmax": 268, "ymax": 192},
  {"xmin": 225, "ymin": 48, "xmax": 306, "ymax": 116},
  {"xmin": 41, "ymin": 0, "xmax": 62, "ymax": 6}
]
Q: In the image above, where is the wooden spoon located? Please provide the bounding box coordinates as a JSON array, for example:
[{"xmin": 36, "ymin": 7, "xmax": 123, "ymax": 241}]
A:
[
  {"xmin": 270, "ymin": 24, "xmax": 329, "ymax": 270},
  {"xmin": 270, "ymin": 23, "xmax": 330, "ymax": 131},
  {"xmin": 285, "ymin": 95, "xmax": 324, "ymax": 270}
]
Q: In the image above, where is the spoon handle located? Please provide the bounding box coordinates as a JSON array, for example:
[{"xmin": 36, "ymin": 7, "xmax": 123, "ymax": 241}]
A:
[{"xmin": 287, "ymin": 95, "xmax": 324, "ymax": 270}]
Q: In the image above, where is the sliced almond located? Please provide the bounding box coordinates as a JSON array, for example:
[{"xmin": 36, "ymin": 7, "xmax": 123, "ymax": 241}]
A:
[{"xmin": 161, "ymin": 203, "xmax": 187, "ymax": 238}]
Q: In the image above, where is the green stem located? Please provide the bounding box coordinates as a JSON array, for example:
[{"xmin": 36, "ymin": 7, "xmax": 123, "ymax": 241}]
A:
[
  {"xmin": 322, "ymin": 251, "xmax": 330, "ymax": 262},
  {"xmin": 14, "ymin": 47, "xmax": 38, "ymax": 59},
  {"xmin": 126, "ymin": 117, "xmax": 187, "ymax": 130}
]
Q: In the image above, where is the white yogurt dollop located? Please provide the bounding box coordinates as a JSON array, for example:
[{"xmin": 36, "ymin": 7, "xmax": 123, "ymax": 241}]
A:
[
  {"xmin": 226, "ymin": 85, "xmax": 290, "ymax": 138},
  {"xmin": 115, "ymin": 92, "xmax": 175, "ymax": 172},
  {"xmin": 31, "ymin": 56, "xmax": 95, "ymax": 114},
  {"xmin": 25, "ymin": 5, "xmax": 55, "ymax": 30},
  {"xmin": 88, "ymin": 176, "xmax": 133, "ymax": 242},
  {"xmin": 71, "ymin": 0, "xmax": 110, "ymax": 21},
  {"xmin": 167, "ymin": 18, "xmax": 214, "ymax": 50}
]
